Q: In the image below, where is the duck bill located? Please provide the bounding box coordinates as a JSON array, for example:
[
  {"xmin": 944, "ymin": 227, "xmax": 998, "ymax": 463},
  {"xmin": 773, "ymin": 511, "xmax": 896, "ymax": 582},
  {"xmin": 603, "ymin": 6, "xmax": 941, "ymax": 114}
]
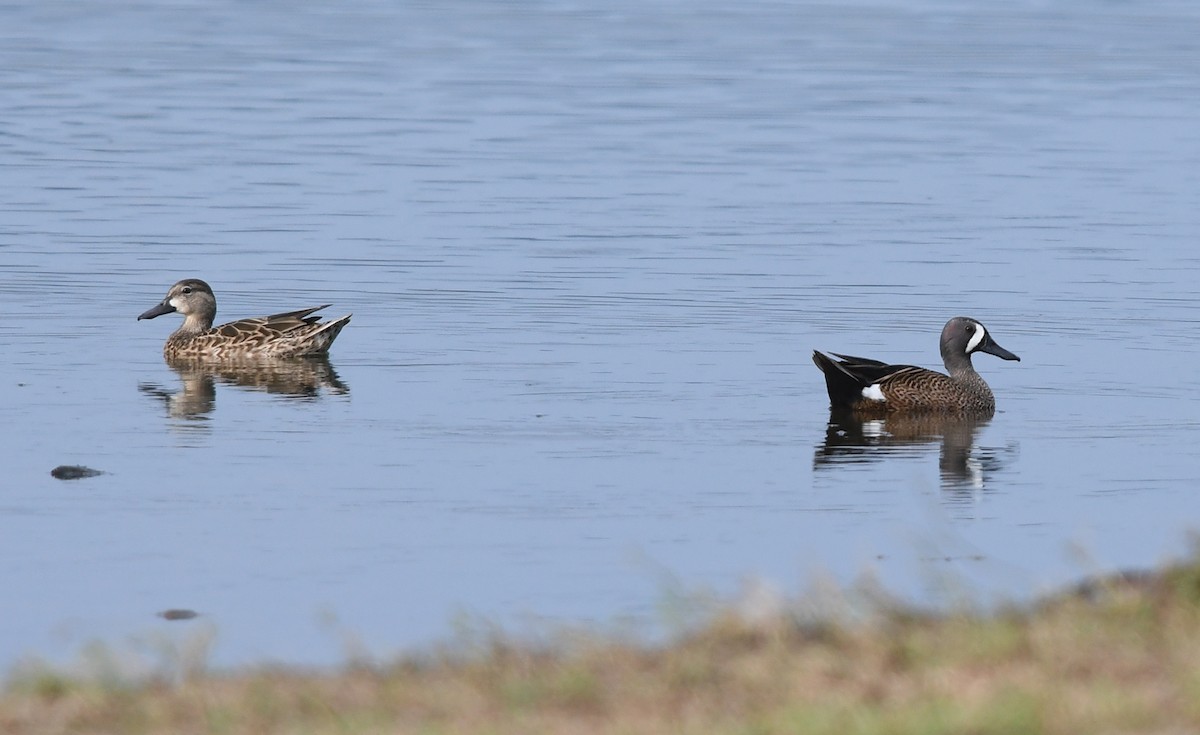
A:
[
  {"xmin": 980, "ymin": 338, "xmax": 1020, "ymax": 362},
  {"xmin": 138, "ymin": 301, "xmax": 176, "ymax": 321}
]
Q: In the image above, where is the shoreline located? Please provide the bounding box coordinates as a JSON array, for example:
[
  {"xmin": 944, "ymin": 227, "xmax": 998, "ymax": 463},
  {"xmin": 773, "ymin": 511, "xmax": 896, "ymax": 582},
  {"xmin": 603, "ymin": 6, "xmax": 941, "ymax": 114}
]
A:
[{"xmin": 5, "ymin": 552, "xmax": 1200, "ymax": 734}]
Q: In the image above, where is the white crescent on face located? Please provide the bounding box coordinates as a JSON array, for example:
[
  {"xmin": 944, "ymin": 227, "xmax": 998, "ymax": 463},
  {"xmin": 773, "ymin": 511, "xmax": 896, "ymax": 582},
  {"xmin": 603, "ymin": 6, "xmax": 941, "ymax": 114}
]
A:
[{"xmin": 965, "ymin": 322, "xmax": 987, "ymax": 353}]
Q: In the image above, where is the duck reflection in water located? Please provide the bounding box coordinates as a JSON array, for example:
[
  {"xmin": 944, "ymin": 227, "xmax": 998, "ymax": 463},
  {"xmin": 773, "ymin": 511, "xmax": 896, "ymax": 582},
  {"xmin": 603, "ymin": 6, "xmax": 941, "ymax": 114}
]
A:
[
  {"xmin": 139, "ymin": 355, "xmax": 349, "ymax": 421},
  {"xmin": 814, "ymin": 409, "xmax": 1010, "ymax": 495}
]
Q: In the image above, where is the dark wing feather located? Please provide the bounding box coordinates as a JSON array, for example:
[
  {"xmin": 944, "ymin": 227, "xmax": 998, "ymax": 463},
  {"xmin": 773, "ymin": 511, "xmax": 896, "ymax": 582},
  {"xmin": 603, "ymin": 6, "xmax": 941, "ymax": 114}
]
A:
[
  {"xmin": 262, "ymin": 305, "xmax": 333, "ymax": 324},
  {"xmin": 214, "ymin": 306, "xmax": 332, "ymax": 338},
  {"xmin": 813, "ymin": 350, "xmax": 936, "ymax": 411},
  {"xmin": 826, "ymin": 353, "xmax": 924, "ymax": 385},
  {"xmin": 813, "ymin": 350, "xmax": 876, "ymax": 408},
  {"xmin": 829, "ymin": 352, "xmax": 890, "ymax": 368}
]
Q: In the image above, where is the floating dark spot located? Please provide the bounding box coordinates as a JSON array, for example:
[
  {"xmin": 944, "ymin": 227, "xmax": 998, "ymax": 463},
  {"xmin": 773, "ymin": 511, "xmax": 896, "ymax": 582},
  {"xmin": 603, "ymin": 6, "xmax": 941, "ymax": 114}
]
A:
[
  {"xmin": 50, "ymin": 465, "xmax": 103, "ymax": 480},
  {"xmin": 158, "ymin": 609, "xmax": 199, "ymax": 621}
]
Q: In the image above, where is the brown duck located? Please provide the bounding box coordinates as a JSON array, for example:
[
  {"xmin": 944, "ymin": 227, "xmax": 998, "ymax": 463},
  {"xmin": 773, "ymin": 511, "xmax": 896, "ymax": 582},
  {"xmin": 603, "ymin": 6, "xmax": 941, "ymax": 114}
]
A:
[
  {"xmin": 138, "ymin": 279, "xmax": 351, "ymax": 359},
  {"xmin": 813, "ymin": 316, "xmax": 1020, "ymax": 415}
]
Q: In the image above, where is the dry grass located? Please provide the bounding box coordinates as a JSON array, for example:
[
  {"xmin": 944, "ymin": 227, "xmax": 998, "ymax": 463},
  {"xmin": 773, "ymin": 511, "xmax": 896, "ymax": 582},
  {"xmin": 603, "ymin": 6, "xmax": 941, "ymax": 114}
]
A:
[{"xmin": 5, "ymin": 559, "xmax": 1200, "ymax": 735}]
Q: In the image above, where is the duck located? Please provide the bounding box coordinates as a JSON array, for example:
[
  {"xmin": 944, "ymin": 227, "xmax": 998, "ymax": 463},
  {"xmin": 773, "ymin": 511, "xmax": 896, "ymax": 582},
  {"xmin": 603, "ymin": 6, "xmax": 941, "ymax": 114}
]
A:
[
  {"xmin": 812, "ymin": 316, "xmax": 1019, "ymax": 414},
  {"xmin": 138, "ymin": 278, "xmax": 351, "ymax": 359}
]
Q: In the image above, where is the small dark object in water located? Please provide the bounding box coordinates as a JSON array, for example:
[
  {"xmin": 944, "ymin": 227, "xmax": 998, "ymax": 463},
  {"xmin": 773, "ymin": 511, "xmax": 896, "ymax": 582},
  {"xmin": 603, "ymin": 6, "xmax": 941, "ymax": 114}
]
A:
[
  {"xmin": 50, "ymin": 465, "xmax": 103, "ymax": 480},
  {"xmin": 158, "ymin": 609, "xmax": 199, "ymax": 621}
]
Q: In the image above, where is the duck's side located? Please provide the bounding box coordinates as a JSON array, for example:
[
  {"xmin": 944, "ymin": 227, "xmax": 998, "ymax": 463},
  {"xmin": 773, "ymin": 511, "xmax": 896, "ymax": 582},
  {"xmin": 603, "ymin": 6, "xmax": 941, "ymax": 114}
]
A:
[
  {"xmin": 812, "ymin": 351, "xmax": 994, "ymax": 414},
  {"xmin": 164, "ymin": 308, "xmax": 352, "ymax": 359},
  {"xmin": 812, "ymin": 317, "xmax": 1019, "ymax": 415}
]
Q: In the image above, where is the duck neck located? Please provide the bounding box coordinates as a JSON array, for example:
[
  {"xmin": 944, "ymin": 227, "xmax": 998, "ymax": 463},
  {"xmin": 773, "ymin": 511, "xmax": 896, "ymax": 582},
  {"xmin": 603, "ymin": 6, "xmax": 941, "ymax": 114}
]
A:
[
  {"xmin": 943, "ymin": 354, "xmax": 995, "ymax": 408},
  {"xmin": 173, "ymin": 313, "xmax": 214, "ymax": 338},
  {"xmin": 941, "ymin": 343, "xmax": 975, "ymax": 378}
]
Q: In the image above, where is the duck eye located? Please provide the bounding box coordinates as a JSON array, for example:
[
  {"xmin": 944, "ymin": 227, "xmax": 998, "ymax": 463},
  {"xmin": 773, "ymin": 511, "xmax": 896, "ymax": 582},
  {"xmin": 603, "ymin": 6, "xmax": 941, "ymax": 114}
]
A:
[{"xmin": 182, "ymin": 287, "xmax": 192, "ymax": 294}]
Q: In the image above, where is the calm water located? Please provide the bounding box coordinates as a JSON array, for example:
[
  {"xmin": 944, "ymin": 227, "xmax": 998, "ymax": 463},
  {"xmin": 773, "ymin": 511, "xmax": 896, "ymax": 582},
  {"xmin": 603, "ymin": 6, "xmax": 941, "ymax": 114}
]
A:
[{"xmin": 4, "ymin": 0, "xmax": 1200, "ymax": 671}]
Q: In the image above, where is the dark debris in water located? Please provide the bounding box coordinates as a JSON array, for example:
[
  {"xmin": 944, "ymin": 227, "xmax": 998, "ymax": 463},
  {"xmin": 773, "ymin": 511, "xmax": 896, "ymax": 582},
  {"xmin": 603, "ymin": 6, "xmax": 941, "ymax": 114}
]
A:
[
  {"xmin": 50, "ymin": 465, "xmax": 104, "ymax": 480},
  {"xmin": 158, "ymin": 609, "xmax": 200, "ymax": 621}
]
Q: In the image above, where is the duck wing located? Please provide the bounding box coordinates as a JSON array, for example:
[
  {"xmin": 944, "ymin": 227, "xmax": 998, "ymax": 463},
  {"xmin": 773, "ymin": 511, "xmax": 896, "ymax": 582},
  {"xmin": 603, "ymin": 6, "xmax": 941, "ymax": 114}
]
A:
[{"xmin": 213, "ymin": 305, "xmax": 333, "ymax": 339}]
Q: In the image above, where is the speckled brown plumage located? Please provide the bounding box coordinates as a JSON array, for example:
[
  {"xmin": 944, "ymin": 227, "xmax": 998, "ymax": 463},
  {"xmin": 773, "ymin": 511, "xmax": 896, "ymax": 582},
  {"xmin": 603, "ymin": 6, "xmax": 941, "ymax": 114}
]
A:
[
  {"xmin": 813, "ymin": 317, "xmax": 1020, "ymax": 416},
  {"xmin": 139, "ymin": 279, "xmax": 351, "ymax": 359}
]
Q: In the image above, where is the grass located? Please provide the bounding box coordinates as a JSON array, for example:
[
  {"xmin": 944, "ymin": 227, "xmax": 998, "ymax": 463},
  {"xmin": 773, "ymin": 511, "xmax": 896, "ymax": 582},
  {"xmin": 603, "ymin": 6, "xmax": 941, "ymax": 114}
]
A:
[{"xmin": 5, "ymin": 556, "xmax": 1200, "ymax": 735}]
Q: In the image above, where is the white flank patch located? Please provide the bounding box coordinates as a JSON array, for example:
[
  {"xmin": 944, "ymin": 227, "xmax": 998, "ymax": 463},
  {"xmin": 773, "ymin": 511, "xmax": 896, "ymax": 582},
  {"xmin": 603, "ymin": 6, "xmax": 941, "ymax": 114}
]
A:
[
  {"xmin": 861, "ymin": 384, "xmax": 887, "ymax": 402},
  {"xmin": 965, "ymin": 322, "xmax": 987, "ymax": 353}
]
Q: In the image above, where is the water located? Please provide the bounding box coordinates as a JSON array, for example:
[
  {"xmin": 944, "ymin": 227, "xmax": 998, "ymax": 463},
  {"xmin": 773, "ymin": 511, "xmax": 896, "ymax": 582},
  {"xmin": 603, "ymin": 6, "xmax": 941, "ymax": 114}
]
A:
[{"xmin": 3, "ymin": 0, "xmax": 1200, "ymax": 671}]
